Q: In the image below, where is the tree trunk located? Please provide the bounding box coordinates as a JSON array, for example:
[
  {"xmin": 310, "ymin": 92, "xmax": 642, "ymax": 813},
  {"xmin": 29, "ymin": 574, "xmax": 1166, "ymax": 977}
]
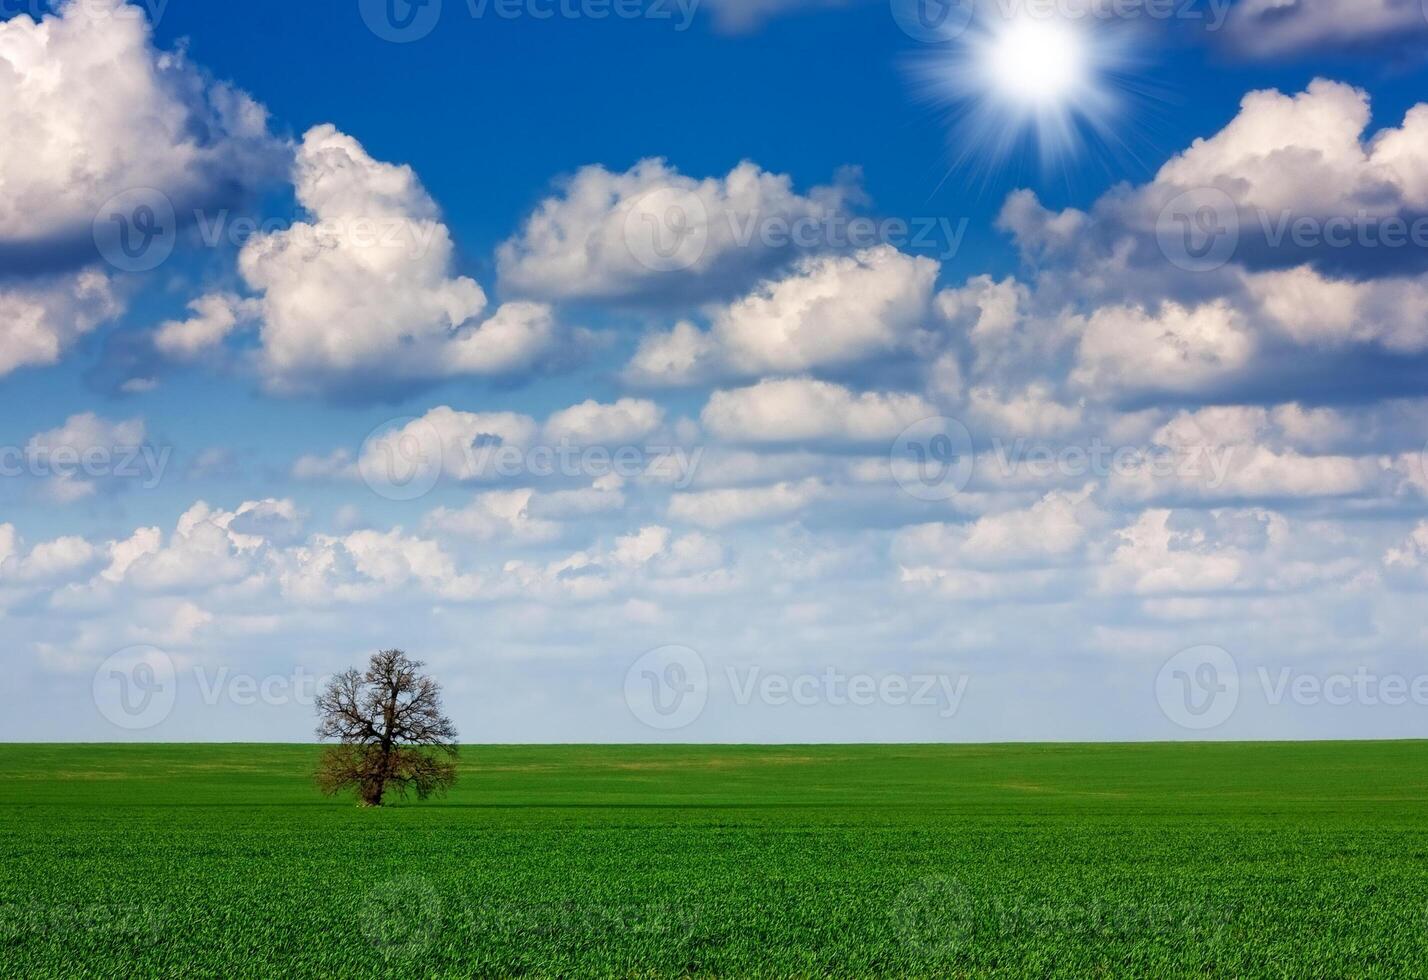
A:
[{"xmin": 361, "ymin": 778, "xmax": 384, "ymax": 806}]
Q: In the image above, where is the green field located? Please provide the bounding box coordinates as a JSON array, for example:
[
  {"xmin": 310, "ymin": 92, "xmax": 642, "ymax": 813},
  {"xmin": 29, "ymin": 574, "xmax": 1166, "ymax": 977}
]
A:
[{"xmin": 3, "ymin": 742, "xmax": 1428, "ymax": 977}]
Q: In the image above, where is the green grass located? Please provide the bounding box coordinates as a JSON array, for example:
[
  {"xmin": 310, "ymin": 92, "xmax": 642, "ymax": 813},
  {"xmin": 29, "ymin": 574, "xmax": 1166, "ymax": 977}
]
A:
[{"xmin": 3, "ymin": 742, "xmax": 1428, "ymax": 977}]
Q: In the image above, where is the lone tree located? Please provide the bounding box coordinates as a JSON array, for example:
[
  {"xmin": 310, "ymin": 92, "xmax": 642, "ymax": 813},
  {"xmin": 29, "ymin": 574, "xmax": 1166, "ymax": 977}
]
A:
[{"xmin": 314, "ymin": 649, "xmax": 458, "ymax": 806}]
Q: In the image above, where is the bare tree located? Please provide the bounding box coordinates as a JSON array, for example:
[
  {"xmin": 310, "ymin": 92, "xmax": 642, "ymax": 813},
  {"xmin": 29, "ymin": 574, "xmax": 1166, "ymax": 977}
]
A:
[{"xmin": 314, "ymin": 649, "xmax": 458, "ymax": 806}]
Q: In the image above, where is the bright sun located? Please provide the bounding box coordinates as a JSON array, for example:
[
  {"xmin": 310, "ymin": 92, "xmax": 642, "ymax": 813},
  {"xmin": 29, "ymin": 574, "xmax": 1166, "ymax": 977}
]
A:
[
  {"xmin": 909, "ymin": 11, "xmax": 1135, "ymax": 177},
  {"xmin": 982, "ymin": 18, "xmax": 1088, "ymax": 108}
]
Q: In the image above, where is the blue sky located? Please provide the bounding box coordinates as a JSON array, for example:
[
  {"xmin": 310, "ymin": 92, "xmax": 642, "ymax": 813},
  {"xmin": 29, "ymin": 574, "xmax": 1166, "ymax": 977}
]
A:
[{"xmin": 4, "ymin": 0, "xmax": 1428, "ymax": 742}]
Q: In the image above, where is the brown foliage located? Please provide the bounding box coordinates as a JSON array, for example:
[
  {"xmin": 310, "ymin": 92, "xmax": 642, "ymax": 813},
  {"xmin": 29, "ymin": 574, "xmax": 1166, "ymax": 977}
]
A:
[{"xmin": 313, "ymin": 649, "xmax": 458, "ymax": 806}]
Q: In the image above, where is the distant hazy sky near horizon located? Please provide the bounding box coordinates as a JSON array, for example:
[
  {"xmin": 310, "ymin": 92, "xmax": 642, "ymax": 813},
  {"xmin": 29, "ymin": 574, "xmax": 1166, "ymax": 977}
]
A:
[{"xmin": 4, "ymin": 0, "xmax": 1428, "ymax": 742}]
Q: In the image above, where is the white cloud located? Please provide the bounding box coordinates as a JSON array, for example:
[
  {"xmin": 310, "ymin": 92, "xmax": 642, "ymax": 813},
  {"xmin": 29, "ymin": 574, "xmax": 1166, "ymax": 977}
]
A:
[
  {"xmin": 528, "ymin": 475, "xmax": 628, "ymax": 518},
  {"xmin": 103, "ymin": 502, "xmax": 265, "ymax": 592},
  {"xmin": 1153, "ymin": 79, "xmax": 1428, "ymax": 216},
  {"xmin": 542, "ymin": 398, "xmax": 663, "ymax": 445},
  {"xmin": 154, "ymin": 294, "xmax": 261, "ymax": 360},
  {"xmin": 497, "ymin": 157, "xmax": 858, "ymax": 302},
  {"xmin": 626, "ymin": 246, "xmax": 938, "ymax": 384},
  {"xmin": 668, "ymin": 478, "xmax": 824, "ymax": 528},
  {"xmin": 967, "ymin": 383, "xmax": 1083, "ymax": 437},
  {"xmin": 1098, "ymin": 508, "xmax": 1273, "ymax": 595},
  {"xmin": 0, "ymin": 271, "xmax": 120, "ymax": 377},
  {"xmin": 895, "ymin": 486, "xmax": 1104, "ymax": 572},
  {"xmin": 0, "ymin": 525, "xmax": 99, "ymax": 584},
  {"xmin": 1248, "ymin": 266, "xmax": 1428, "ymax": 353},
  {"xmin": 423, "ymin": 489, "xmax": 560, "ymax": 543},
  {"xmin": 1223, "ymin": 0, "xmax": 1428, "ymax": 57},
  {"xmin": 1384, "ymin": 521, "xmax": 1428, "ymax": 570},
  {"xmin": 235, "ymin": 125, "xmax": 558, "ymax": 396},
  {"xmin": 24, "ymin": 411, "xmax": 147, "ymax": 502},
  {"xmin": 1106, "ymin": 406, "xmax": 1379, "ymax": 503},
  {"xmin": 1072, "ymin": 301, "xmax": 1255, "ymax": 399},
  {"xmin": 279, "ymin": 527, "xmax": 482, "ymax": 604},
  {"xmin": 701, "ymin": 377, "xmax": 934, "ymax": 444},
  {"xmin": 0, "ymin": 0, "xmax": 277, "ymax": 244}
]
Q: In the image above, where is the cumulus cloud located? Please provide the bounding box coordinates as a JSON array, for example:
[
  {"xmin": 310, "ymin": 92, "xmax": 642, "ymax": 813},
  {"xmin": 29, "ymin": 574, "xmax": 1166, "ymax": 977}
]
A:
[
  {"xmin": 0, "ymin": 525, "xmax": 100, "ymax": 584},
  {"xmin": 1222, "ymin": 0, "xmax": 1428, "ymax": 57},
  {"xmin": 22, "ymin": 412, "xmax": 155, "ymax": 503},
  {"xmin": 296, "ymin": 399, "xmax": 674, "ymax": 496},
  {"xmin": 0, "ymin": 0, "xmax": 278, "ymax": 256},
  {"xmin": 1153, "ymin": 80, "xmax": 1428, "ymax": 217},
  {"xmin": 626, "ymin": 246, "xmax": 938, "ymax": 384},
  {"xmin": 1384, "ymin": 521, "xmax": 1428, "ymax": 570},
  {"xmin": 1247, "ymin": 266, "xmax": 1428, "ymax": 352},
  {"xmin": 0, "ymin": 270, "xmax": 121, "ymax": 377},
  {"xmin": 424, "ymin": 489, "xmax": 561, "ymax": 543},
  {"xmin": 543, "ymin": 399, "xmax": 663, "ymax": 445},
  {"xmin": 154, "ymin": 294, "xmax": 262, "ymax": 360},
  {"xmin": 1097, "ymin": 508, "xmax": 1299, "ymax": 596},
  {"xmin": 701, "ymin": 378, "xmax": 934, "ymax": 444},
  {"xmin": 1106, "ymin": 406, "xmax": 1379, "ymax": 503},
  {"xmin": 1071, "ymin": 301, "xmax": 1256, "ymax": 400},
  {"xmin": 229, "ymin": 126, "xmax": 559, "ymax": 398},
  {"xmin": 667, "ymin": 478, "xmax": 825, "ymax": 528},
  {"xmin": 497, "ymin": 157, "xmax": 860, "ymax": 303},
  {"xmin": 896, "ymin": 486, "xmax": 1104, "ymax": 572}
]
